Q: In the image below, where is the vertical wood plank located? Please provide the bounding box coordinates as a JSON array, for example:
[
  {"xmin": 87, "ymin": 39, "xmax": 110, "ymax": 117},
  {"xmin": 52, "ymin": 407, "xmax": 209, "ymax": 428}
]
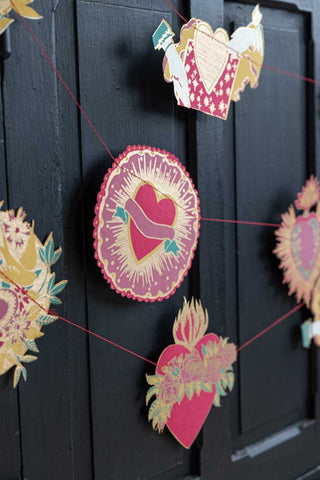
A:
[
  {"xmin": 76, "ymin": 1, "xmax": 195, "ymax": 478},
  {"xmin": 189, "ymin": 0, "xmax": 235, "ymax": 479},
  {"xmin": 2, "ymin": 0, "xmax": 93, "ymax": 478},
  {"xmin": 0, "ymin": 61, "xmax": 21, "ymax": 480}
]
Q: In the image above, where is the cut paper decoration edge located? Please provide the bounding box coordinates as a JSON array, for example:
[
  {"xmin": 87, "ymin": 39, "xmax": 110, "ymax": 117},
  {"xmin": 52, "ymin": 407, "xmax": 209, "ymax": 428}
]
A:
[
  {"xmin": 0, "ymin": 202, "xmax": 67, "ymax": 387},
  {"xmin": 93, "ymin": 145, "xmax": 200, "ymax": 303},
  {"xmin": 146, "ymin": 298, "xmax": 237, "ymax": 448},
  {"xmin": 0, "ymin": 0, "xmax": 43, "ymax": 35},
  {"xmin": 152, "ymin": 4, "xmax": 264, "ymax": 120},
  {"xmin": 274, "ymin": 175, "xmax": 320, "ymax": 347}
]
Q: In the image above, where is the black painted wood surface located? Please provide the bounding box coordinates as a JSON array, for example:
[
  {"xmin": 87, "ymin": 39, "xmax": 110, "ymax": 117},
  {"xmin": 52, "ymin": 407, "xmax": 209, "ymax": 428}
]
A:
[{"xmin": 1, "ymin": 1, "xmax": 320, "ymax": 479}]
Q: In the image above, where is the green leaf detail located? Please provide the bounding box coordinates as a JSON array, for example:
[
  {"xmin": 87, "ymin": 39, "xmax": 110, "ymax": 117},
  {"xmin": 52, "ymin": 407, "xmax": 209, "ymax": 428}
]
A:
[
  {"xmin": 23, "ymin": 339, "xmax": 39, "ymax": 353},
  {"xmin": 21, "ymin": 355, "xmax": 38, "ymax": 363},
  {"xmin": 148, "ymin": 401, "xmax": 161, "ymax": 420},
  {"xmin": 146, "ymin": 386, "xmax": 158, "ymax": 405},
  {"xmin": 47, "ymin": 274, "xmax": 55, "ymax": 293},
  {"xmin": 50, "ymin": 296, "xmax": 62, "ymax": 305},
  {"xmin": 13, "ymin": 367, "xmax": 22, "ymax": 389},
  {"xmin": 177, "ymin": 384, "xmax": 185, "ymax": 403},
  {"xmin": 39, "ymin": 248, "xmax": 46, "ymax": 263},
  {"xmin": 216, "ymin": 380, "xmax": 227, "ymax": 397},
  {"xmin": 51, "ymin": 248, "xmax": 62, "ymax": 265},
  {"xmin": 213, "ymin": 391, "xmax": 221, "ymax": 407},
  {"xmin": 45, "ymin": 236, "xmax": 55, "ymax": 263},
  {"xmin": 21, "ymin": 366, "xmax": 27, "ymax": 382},
  {"xmin": 202, "ymin": 381, "xmax": 213, "ymax": 393},
  {"xmin": 36, "ymin": 314, "xmax": 57, "ymax": 326},
  {"xmin": 185, "ymin": 383, "xmax": 194, "ymax": 400},
  {"xmin": 50, "ymin": 280, "xmax": 68, "ymax": 296},
  {"xmin": 226, "ymin": 371, "xmax": 235, "ymax": 391}
]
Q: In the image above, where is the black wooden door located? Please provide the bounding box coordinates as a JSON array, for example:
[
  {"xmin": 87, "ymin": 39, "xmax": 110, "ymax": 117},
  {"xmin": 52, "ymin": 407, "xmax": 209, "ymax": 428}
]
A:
[{"xmin": 1, "ymin": 0, "xmax": 320, "ymax": 479}]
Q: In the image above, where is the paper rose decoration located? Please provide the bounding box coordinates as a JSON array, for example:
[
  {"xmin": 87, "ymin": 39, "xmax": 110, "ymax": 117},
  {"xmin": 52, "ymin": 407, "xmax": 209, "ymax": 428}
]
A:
[{"xmin": 146, "ymin": 298, "xmax": 237, "ymax": 448}]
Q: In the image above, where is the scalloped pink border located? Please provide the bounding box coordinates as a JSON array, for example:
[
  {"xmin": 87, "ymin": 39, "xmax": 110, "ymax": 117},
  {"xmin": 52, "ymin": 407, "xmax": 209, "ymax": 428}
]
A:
[{"xmin": 93, "ymin": 145, "xmax": 201, "ymax": 302}]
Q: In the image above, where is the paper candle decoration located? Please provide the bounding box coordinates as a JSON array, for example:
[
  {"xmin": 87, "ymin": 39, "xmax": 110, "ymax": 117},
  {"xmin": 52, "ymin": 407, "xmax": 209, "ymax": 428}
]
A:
[
  {"xmin": 0, "ymin": 0, "xmax": 42, "ymax": 36},
  {"xmin": 274, "ymin": 176, "xmax": 320, "ymax": 347},
  {"xmin": 94, "ymin": 146, "xmax": 200, "ymax": 302},
  {"xmin": 0, "ymin": 202, "xmax": 67, "ymax": 387},
  {"xmin": 152, "ymin": 4, "xmax": 264, "ymax": 120},
  {"xmin": 146, "ymin": 298, "xmax": 237, "ymax": 448}
]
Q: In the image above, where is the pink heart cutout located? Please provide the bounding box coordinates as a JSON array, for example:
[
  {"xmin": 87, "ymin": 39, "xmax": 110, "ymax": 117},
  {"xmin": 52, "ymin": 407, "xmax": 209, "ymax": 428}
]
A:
[
  {"xmin": 0, "ymin": 299, "xmax": 9, "ymax": 321},
  {"xmin": 157, "ymin": 333, "xmax": 219, "ymax": 449},
  {"xmin": 129, "ymin": 184, "xmax": 176, "ymax": 261},
  {"xmin": 291, "ymin": 214, "xmax": 320, "ymax": 281}
]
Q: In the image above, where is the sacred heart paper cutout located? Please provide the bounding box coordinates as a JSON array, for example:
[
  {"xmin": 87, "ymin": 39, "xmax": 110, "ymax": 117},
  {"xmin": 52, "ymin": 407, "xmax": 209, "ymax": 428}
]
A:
[
  {"xmin": 152, "ymin": 4, "xmax": 264, "ymax": 120},
  {"xmin": 93, "ymin": 146, "xmax": 200, "ymax": 302},
  {"xmin": 274, "ymin": 176, "xmax": 320, "ymax": 347},
  {"xmin": 0, "ymin": 202, "xmax": 67, "ymax": 387},
  {"xmin": 146, "ymin": 298, "xmax": 237, "ymax": 448},
  {"xmin": 0, "ymin": 0, "xmax": 42, "ymax": 36},
  {"xmin": 129, "ymin": 184, "xmax": 176, "ymax": 262}
]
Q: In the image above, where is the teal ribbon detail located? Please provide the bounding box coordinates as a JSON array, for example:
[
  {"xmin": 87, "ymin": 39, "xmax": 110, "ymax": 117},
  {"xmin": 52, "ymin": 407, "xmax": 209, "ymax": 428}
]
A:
[
  {"xmin": 165, "ymin": 239, "xmax": 179, "ymax": 257},
  {"xmin": 114, "ymin": 207, "xmax": 129, "ymax": 224},
  {"xmin": 114, "ymin": 207, "xmax": 179, "ymax": 256},
  {"xmin": 301, "ymin": 319, "xmax": 312, "ymax": 349}
]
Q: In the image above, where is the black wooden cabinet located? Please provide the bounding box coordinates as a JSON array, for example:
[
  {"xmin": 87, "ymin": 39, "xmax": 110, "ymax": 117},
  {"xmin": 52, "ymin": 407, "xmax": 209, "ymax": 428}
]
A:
[{"xmin": 1, "ymin": 1, "xmax": 320, "ymax": 479}]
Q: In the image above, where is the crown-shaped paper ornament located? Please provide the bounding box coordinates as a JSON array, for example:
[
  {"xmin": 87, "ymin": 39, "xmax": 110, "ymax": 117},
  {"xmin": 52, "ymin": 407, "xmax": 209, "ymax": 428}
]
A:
[{"xmin": 153, "ymin": 5, "xmax": 264, "ymax": 120}]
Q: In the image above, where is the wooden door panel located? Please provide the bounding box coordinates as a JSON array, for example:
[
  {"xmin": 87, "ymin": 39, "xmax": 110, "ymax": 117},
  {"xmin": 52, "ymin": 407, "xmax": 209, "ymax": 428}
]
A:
[{"xmin": 1, "ymin": 0, "xmax": 320, "ymax": 478}]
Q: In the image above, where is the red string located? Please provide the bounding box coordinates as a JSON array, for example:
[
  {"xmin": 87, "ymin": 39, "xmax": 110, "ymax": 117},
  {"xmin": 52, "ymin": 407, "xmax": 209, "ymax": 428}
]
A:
[
  {"xmin": 162, "ymin": 0, "xmax": 188, "ymax": 23},
  {"xmin": 50, "ymin": 313, "xmax": 157, "ymax": 366},
  {"xmin": 200, "ymin": 217, "xmax": 279, "ymax": 228},
  {"xmin": 237, "ymin": 303, "xmax": 304, "ymax": 352}
]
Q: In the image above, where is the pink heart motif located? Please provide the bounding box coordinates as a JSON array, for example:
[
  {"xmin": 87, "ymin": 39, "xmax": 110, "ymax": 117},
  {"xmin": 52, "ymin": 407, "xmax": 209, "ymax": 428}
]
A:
[
  {"xmin": 291, "ymin": 214, "xmax": 320, "ymax": 281},
  {"xmin": 0, "ymin": 298, "xmax": 9, "ymax": 321},
  {"xmin": 129, "ymin": 184, "xmax": 176, "ymax": 262},
  {"xmin": 157, "ymin": 333, "xmax": 219, "ymax": 449}
]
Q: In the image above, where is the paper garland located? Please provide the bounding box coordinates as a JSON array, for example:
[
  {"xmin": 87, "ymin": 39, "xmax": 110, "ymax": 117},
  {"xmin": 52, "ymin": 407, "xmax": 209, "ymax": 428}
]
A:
[
  {"xmin": 0, "ymin": 0, "xmax": 42, "ymax": 36},
  {"xmin": 152, "ymin": 4, "xmax": 264, "ymax": 120},
  {"xmin": 93, "ymin": 146, "xmax": 200, "ymax": 302},
  {"xmin": 0, "ymin": 202, "xmax": 67, "ymax": 387},
  {"xmin": 146, "ymin": 298, "xmax": 237, "ymax": 448},
  {"xmin": 274, "ymin": 176, "xmax": 320, "ymax": 347}
]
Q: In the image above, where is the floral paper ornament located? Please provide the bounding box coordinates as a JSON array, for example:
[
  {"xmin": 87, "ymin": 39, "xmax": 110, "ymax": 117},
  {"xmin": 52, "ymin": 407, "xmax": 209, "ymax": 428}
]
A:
[
  {"xmin": 0, "ymin": 0, "xmax": 42, "ymax": 36},
  {"xmin": 274, "ymin": 176, "xmax": 320, "ymax": 347},
  {"xmin": 94, "ymin": 146, "xmax": 200, "ymax": 302},
  {"xmin": 0, "ymin": 202, "xmax": 67, "ymax": 387},
  {"xmin": 146, "ymin": 298, "xmax": 237, "ymax": 448},
  {"xmin": 152, "ymin": 5, "xmax": 264, "ymax": 120}
]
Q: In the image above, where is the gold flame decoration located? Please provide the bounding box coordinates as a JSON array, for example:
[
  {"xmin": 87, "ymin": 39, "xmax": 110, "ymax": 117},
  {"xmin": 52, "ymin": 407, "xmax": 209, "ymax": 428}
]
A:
[{"xmin": 173, "ymin": 297, "xmax": 209, "ymax": 351}]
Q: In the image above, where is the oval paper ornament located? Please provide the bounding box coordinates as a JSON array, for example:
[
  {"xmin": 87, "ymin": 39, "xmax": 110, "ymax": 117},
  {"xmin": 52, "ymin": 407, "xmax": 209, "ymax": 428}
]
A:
[
  {"xmin": 146, "ymin": 298, "xmax": 237, "ymax": 448},
  {"xmin": 0, "ymin": 202, "xmax": 67, "ymax": 387},
  {"xmin": 274, "ymin": 176, "xmax": 320, "ymax": 347},
  {"xmin": 94, "ymin": 146, "xmax": 200, "ymax": 302},
  {"xmin": 152, "ymin": 4, "xmax": 264, "ymax": 120}
]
